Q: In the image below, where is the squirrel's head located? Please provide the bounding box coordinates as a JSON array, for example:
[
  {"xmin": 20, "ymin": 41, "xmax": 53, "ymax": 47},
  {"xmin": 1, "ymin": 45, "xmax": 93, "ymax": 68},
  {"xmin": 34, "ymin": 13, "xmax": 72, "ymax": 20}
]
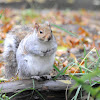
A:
[{"xmin": 34, "ymin": 22, "xmax": 52, "ymax": 42}]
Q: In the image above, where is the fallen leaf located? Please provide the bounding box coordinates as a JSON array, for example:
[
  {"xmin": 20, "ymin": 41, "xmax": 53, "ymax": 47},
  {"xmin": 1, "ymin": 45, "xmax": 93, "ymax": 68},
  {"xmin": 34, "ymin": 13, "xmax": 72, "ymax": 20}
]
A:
[
  {"xmin": 63, "ymin": 60, "xmax": 68, "ymax": 67},
  {"xmin": 58, "ymin": 80, "xmax": 71, "ymax": 84},
  {"xmin": 0, "ymin": 47, "xmax": 4, "ymax": 53},
  {"xmin": 1, "ymin": 22, "xmax": 13, "ymax": 33},
  {"xmin": 78, "ymin": 27, "xmax": 90, "ymax": 37},
  {"xmin": 70, "ymin": 53, "xmax": 78, "ymax": 63}
]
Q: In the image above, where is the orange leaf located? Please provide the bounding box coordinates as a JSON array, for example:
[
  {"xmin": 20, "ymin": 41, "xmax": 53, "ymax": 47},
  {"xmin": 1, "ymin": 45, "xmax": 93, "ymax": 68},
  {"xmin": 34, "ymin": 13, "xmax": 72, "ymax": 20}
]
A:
[
  {"xmin": 1, "ymin": 22, "xmax": 13, "ymax": 33},
  {"xmin": 78, "ymin": 27, "xmax": 89, "ymax": 37},
  {"xmin": 70, "ymin": 67, "xmax": 80, "ymax": 73},
  {"xmin": 79, "ymin": 61, "xmax": 84, "ymax": 65}
]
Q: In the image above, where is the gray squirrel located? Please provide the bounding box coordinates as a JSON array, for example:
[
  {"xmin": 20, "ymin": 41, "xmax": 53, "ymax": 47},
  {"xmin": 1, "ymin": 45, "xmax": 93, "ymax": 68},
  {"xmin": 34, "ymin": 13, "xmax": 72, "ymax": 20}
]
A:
[{"xmin": 3, "ymin": 22, "xmax": 57, "ymax": 79}]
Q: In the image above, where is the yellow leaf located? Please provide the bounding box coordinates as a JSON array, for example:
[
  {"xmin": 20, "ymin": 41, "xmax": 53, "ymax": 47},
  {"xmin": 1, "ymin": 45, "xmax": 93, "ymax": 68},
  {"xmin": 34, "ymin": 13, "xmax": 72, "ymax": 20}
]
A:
[
  {"xmin": 70, "ymin": 53, "xmax": 78, "ymax": 63},
  {"xmin": 58, "ymin": 80, "xmax": 71, "ymax": 84}
]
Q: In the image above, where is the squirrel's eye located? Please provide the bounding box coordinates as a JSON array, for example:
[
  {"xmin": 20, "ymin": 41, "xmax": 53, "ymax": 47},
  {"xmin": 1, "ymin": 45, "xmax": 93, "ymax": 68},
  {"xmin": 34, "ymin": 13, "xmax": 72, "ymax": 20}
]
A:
[{"xmin": 40, "ymin": 31, "xmax": 43, "ymax": 34}]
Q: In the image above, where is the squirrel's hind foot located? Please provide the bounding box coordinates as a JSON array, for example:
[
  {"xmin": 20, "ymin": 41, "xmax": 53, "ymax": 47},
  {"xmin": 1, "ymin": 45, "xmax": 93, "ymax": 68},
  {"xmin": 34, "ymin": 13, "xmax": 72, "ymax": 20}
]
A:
[
  {"xmin": 31, "ymin": 75, "xmax": 51, "ymax": 80},
  {"xmin": 41, "ymin": 75, "xmax": 51, "ymax": 80}
]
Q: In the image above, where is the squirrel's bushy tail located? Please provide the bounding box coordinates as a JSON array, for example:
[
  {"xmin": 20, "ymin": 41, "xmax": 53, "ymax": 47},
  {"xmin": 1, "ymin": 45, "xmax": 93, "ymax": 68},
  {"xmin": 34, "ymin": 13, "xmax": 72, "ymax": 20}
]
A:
[{"xmin": 3, "ymin": 34, "xmax": 19, "ymax": 79}]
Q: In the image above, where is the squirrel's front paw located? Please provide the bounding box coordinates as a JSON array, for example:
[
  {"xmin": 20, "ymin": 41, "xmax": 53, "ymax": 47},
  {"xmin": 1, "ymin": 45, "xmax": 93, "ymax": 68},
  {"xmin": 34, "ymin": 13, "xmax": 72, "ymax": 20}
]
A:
[
  {"xmin": 41, "ymin": 75, "xmax": 51, "ymax": 80},
  {"xmin": 31, "ymin": 76, "xmax": 41, "ymax": 80}
]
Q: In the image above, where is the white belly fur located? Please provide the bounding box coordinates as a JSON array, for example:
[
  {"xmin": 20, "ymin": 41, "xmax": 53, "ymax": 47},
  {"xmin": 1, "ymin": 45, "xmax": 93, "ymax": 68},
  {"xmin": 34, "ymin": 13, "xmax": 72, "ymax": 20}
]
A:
[{"xmin": 22, "ymin": 53, "xmax": 55, "ymax": 76}]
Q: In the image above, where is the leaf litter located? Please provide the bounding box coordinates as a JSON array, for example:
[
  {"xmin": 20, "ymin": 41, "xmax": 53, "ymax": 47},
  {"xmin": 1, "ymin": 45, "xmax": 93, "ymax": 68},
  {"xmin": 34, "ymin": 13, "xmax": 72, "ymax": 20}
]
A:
[{"xmin": 0, "ymin": 9, "xmax": 100, "ymax": 82}]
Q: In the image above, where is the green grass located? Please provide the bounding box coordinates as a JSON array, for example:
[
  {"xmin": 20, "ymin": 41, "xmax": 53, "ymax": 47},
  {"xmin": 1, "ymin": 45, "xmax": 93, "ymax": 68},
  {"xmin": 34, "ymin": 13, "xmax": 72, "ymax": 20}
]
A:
[
  {"xmin": 53, "ymin": 62, "xmax": 75, "ymax": 80},
  {"xmin": 70, "ymin": 69, "xmax": 100, "ymax": 99}
]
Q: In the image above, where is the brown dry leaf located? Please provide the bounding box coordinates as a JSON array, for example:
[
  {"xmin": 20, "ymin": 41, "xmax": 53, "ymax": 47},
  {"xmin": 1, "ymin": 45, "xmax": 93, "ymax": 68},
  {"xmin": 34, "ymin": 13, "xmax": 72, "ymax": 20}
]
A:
[
  {"xmin": 0, "ymin": 9, "xmax": 4, "ymax": 14},
  {"xmin": 63, "ymin": 60, "xmax": 68, "ymax": 67},
  {"xmin": 66, "ymin": 66, "xmax": 85, "ymax": 74},
  {"xmin": 57, "ymin": 36, "xmax": 69, "ymax": 47},
  {"xmin": 79, "ymin": 61, "xmax": 84, "ymax": 66},
  {"xmin": 0, "ymin": 47, "xmax": 4, "ymax": 53},
  {"xmin": 98, "ymin": 42, "xmax": 100, "ymax": 49},
  {"xmin": 66, "ymin": 36, "xmax": 80, "ymax": 48},
  {"xmin": 54, "ymin": 61, "xmax": 59, "ymax": 66},
  {"xmin": 0, "ymin": 76, "xmax": 20, "ymax": 84},
  {"xmin": 74, "ymin": 14, "xmax": 81, "ymax": 23},
  {"xmin": 0, "ymin": 62, "xmax": 3, "ymax": 68},
  {"xmin": 70, "ymin": 67, "xmax": 80, "ymax": 73},
  {"xmin": 78, "ymin": 27, "xmax": 90, "ymax": 37},
  {"xmin": 1, "ymin": 22, "xmax": 13, "ymax": 33},
  {"xmin": 93, "ymin": 35, "xmax": 100, "ymax": 40},
  {"xmin": 70, "ymin": 53, "xmax": 78, "ymax": 63}
]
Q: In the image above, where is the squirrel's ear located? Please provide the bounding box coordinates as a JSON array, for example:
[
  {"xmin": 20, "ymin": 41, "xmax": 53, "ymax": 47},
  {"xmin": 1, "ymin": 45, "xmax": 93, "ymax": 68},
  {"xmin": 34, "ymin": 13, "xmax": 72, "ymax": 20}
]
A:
[
  {"xmin": 34, "ymin": 23, "xmax": 39, "ymax": 31},
  {"xmin": 45, "ymin": 21, "xmax": 50, "ymax": 26}
]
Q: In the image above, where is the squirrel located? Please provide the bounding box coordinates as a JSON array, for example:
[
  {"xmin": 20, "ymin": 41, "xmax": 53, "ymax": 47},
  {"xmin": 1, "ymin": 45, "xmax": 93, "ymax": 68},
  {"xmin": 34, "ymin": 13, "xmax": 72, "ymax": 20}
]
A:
[{"xmin": 3, "ymin": 22, "xmax": 57, "ymax": 79}]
